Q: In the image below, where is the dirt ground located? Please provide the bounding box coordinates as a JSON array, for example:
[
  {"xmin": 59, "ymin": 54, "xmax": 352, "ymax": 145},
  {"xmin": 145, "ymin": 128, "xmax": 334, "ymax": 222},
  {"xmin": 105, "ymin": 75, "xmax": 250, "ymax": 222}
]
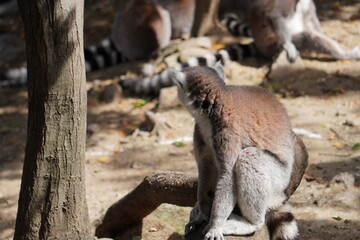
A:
[{"xmin": 1, "ymin": 1, "xmax": 360, "ymax": 240}]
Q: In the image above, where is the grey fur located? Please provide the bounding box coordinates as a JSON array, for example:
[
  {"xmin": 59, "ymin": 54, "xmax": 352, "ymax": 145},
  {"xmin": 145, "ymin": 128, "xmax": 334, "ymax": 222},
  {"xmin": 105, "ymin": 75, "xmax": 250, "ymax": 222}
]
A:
[
  {"xmin": 171, "ymin": 64, "xmax": 308, "ymax": 240},
  {"xmin": 238, "ymin": 0, "xmax": 360, "ymax": 62}
]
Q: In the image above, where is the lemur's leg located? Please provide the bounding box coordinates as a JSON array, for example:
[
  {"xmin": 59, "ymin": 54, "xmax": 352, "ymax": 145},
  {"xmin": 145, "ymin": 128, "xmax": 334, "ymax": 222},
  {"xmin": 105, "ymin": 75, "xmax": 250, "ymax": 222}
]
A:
[
  {"xmin": 272, "ymin": 17, "xmax": 299, "ymax": 63},
  {"xmin": 306, "ymin": 0, "xmax": 322, "ymax": 33},
  {"xmin": 204, "ymin": 147, "xmax": 288, "ymax": 239},
  {"xmin": 293, "ymin": 30, "xmax": 360, "ymax": 60},
  {"xmin": 185, "ymin": 124, "xmax": 218, "ymax": 235},
  {"xmin": 295, "ymin": 0, "xmax": 360, "ymax": 60}
]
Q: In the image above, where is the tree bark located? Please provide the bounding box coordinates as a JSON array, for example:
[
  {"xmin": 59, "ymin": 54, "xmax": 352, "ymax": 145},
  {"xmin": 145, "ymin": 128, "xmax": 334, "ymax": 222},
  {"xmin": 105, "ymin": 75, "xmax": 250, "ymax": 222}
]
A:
[
  {"xmin": 191, "ymin": 0, "xmax": 221, "ymax": 37},
  {"xmin": 95, "ymin": 171, "xmax": 269, "ymax": 240},
  {"xmin": 14, "ymin": 0, "xmax": 91, "ymax": 239},
  {"xmin": 95, "ymin": 171, "xmax": 198, "ymax": 238}
]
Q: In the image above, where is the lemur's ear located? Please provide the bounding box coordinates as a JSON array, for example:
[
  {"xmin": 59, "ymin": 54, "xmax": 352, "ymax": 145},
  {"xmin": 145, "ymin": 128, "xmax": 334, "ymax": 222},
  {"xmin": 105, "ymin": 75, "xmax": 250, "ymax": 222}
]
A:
[
  {"xmin": 168, "ymin": 68, "xmax": 185, "ymax": 88},
  {"xmin": 213, "ymin": 61, "xmax": 224, "ymax": 79}
]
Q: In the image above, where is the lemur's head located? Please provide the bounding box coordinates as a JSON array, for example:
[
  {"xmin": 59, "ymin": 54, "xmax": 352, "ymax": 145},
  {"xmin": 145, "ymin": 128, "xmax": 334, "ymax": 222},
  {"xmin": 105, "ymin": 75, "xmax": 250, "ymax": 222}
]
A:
[{"xmin": 169, "ymin": 62, "xmax": 225, "ymax": 116}]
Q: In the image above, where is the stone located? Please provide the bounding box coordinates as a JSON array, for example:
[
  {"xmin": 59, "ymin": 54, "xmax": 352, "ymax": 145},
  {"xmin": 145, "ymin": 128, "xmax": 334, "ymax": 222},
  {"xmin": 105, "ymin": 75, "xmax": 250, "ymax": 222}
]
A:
[{"xmin": 159, "ymin": 86, "xmax": 181, "ymax": 109}]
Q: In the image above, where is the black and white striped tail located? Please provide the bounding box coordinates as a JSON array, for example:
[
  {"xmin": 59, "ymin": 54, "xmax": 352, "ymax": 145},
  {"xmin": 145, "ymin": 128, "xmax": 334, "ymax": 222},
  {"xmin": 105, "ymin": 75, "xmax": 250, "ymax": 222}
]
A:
[
  {"xmin": 120, "ymin": 42, "xmax": 257, "ymax": 97},
  {"xmin": 267, "ymin": 203, "xmax": 301, "ymax": 240},
  {"xmin": 84, "ymin": 38, "xmax": 127, "ymax": 72},
  {"xmin": 221, "ymin": 14, "xmax": 252, "ymax": 38},
  {"xmin": 0, "ymin": 38, "xmax": 127, "ymax": 88}
]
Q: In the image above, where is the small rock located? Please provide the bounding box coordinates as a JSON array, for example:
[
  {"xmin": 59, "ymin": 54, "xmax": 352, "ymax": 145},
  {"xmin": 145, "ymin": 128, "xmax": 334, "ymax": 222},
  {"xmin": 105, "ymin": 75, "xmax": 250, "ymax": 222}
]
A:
[
  {"xmin": 130, "ymin": 162, "xmax": 144, "ymax": 169},
  {"xmin": 304, "ymin": 172, "xmax": 316, "ymax": 182},
  {"xmin": 148, "ymin": 227, "xmax": 158, "ymax": 232},
  {"xmin": 342, "ymin": 120, "xmax": 354, "ymax": 127},
  {"xmin": 330, "ymin": 172, "xmax": 355, "ymax": 189},
  {"xmin": 99, "ymin": 83, "xmax": 122, "ymax": 103},
  {"xmin": 159, "ymin": 86, "xmax": 181, "ymax": 109}
]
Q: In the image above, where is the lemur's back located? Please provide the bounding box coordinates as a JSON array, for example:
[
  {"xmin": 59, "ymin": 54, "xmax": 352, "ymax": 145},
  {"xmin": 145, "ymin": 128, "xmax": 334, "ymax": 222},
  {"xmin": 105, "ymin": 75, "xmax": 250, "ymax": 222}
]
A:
[
  {"xmin": 215, "ymin": 85, "xmax": 294, "ymax": 160},
  {"xmin": 181, "ymin": 66, "xmax": 294, "ymax": 162}
]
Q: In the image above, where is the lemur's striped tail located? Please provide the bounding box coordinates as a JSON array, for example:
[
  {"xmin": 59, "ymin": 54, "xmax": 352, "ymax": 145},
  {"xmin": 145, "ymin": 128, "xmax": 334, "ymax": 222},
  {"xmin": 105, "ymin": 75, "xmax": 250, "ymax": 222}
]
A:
[
  {"xmin": 221, "ymin": 13, "xmax": 252, "ymax": 38},
  {"xmin": 120, "ymin": 42, "xmax": 257, "ymax": 97},
  {"xmin": 0, "ymin": 38, "xmax": 126, "ymax": 88},
  {"xmin": 84, "ymin": 38, "xmax": 127, "ymax": 72},
  {"xmin": 267, "ymin": 203, "xmax": 301, "ymax": 240}
]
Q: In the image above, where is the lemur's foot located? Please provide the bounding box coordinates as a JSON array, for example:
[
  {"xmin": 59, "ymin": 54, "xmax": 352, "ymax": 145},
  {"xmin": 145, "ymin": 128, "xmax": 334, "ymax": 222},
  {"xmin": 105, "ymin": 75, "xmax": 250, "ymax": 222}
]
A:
[
  {"xmin": 284, "ymin": 43, "xmax": 299, "ymax": 63},
  {"xmin": 203, "ymin": 226, "xmax": 225, "ymax": 240},
  {"xmin": 185, "ymin": 204, "xmax": 209, "ymax": 236}
]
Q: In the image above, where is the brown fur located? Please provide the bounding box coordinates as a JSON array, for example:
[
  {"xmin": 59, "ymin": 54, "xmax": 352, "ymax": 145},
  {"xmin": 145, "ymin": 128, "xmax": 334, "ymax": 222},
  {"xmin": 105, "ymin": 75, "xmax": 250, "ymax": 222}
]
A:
[
  {"xmin": 115, "ymin": 0, "xmax": 171, "ymax": 60},
  {"xmin": 248, "ymin": 0, "xmax": 298, "ymax": 58},
  {"xmin": 157, "ymin": 0, "xmax": 195, "ymax": 38},
  {"xmin": 174, "ymin": 65, "xmax": 307, "ymax": 239},
  {"xmin": 183, "ymin": 66, "xmax": 294, "ymax": 164}
]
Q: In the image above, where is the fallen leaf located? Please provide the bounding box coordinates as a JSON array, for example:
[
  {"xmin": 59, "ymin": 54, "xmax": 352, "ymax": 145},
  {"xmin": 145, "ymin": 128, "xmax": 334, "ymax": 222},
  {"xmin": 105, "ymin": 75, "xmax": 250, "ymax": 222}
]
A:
[
  {"xmin": 88, "ymin": 99, "xmax": 99, "ymax": 105},
  {"xmin": 213, "ymin": 43, "xmax": 224, "ymax": 50},
  {"xmin": 352, "ymin": 143, "xmax": 360, "ymax": 150},
  {"xmin": 258, "ymin": 73, "xmax": 265, "ymax": 79},
  {"xmin": 327, "ymin": 133, "xmax": 337, "ymax": 140},
  {"xmin": 97, "ymin": 156, "xmax": 110, "ymax": 163},
  {"xmin": 125, "ymin": 125, "xmax": 138, "ymax": 131},
  {"xmin": 340, "ymin": 60, "xmax": 352, "ymax": 64},
  {"xmin": 304, "ymin": 172, "xmax": 316, "ymax": 182},
  {"xmin": 117, "ymin": 131, "xmax": 126, "ymax": 136},
  {"xmin": 133, "ymin": 98, "xmax": 150, "ymax": 108},
  {"xmin": 167, "ymin": 132, "xmax": 176, "ymax": 138},
  {"xmin": 172, "ymin": 141, "xmax": 186, "ymax": 147},
  {"xmin": 332, "ymin": 216, "xmax": 343, "ymax": 221},
  {"xmin": 309, "ymin": 164, "xmax": 318, "ymax": 169},
  {"xmin": 332, "ymin": 141, "xmax": 344, "ymax": 148}
]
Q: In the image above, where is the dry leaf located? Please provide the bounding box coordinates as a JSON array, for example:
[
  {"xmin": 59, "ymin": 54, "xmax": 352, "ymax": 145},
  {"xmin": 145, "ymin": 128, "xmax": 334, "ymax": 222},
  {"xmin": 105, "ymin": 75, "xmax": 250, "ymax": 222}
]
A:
[
  {"xmin": 88, "ymin": 99, "xmax": 99, "ymax": 105},
  {"xmin": 258, "ymin": 73, "xmax": 265, "ymax": 79},
  {"xmin": 309, "ymin": 164, "xmax": 318, "ymax": 169},
  {"xmin": 117, "ymin": 131, "xmax": 126, "ymax": 136},
  {"xmin": 332, "ymin": 141, "xmax": 344, "ymax": 148},
  {"xmin": 340, "ymin": 60, "xmax": 351, "ymax": 64},
  {"xmin": 327, "ymin": 133, "xmax": 337, "ymax": 140},
  {"xmin": 125, "ymin": 125, "xmax": 138, "ymax": 131},
  {"xmin": 304, "ymin": 172, "xmax": 316, "ymax": 182},
  {"xmin": 97, "ymin": 156, "xmax": 111, "ymax": 163},
  {"xmin": 213, "ymin": 43, "xmax": 224, "ymax": 50}
]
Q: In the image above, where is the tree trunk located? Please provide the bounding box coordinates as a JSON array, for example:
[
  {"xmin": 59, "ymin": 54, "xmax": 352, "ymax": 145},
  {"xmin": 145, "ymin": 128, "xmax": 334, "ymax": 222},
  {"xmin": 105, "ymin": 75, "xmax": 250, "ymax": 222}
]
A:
[
  {"xmin": 191, "ymin": 0, "xmax": 221, "ymax": 37},
  {"xmin": 14, "ymin": 1, "xmax": 91, "ymax": 239}
]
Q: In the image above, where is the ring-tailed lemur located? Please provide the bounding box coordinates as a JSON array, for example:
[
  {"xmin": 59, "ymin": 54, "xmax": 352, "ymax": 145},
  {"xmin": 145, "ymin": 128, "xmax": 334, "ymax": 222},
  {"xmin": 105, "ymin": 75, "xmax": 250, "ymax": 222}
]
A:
[
  {"xmin": 170, "ymin": 63, "xmax": 308, "ymax": 240},
  {"xmin": 0, "ymin": 0, "xmax": 196, "ymax": 87},
  {"xmin": 119, "ymin": 42, "xmax": 258, "ymax": 96},
  {"xmin": 0, "ymin": 0, "xmax": 251, "ymax": 88},
  {"xmin": 119, "ymin": 0, "xmax": 360, "ymax": 97},
  {"xmin": 0, "ymin": 38, "xmax": 127, "ymax": 87},
  {"xmin": 238, "ymin": 0, "xmax": 360, "ymax": 62}
]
